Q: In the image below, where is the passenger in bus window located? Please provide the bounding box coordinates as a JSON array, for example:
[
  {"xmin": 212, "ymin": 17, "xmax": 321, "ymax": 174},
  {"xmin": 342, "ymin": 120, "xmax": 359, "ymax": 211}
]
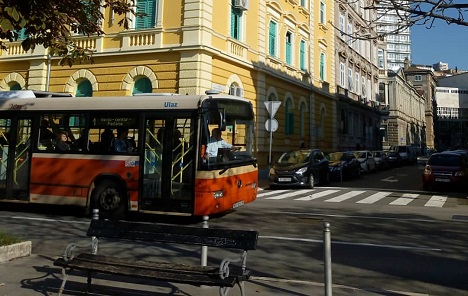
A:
[
  {"xmin": 113, "ymin": 127, "xmax": 134, "ymax": 152},
  {"xmin": 74, "ymin": 128, "xmax": 93, "ymax": 152},
  {"xmin": 55, "ymin": 131, "xmax": 71, "ymax": 152},
  {"xmin": 39, "ymin": 119, "xmax": 55, "ymax": 150},
  {"xmin": 100, "ymin": 128, "xmax": 114, "ymax": 152},
  {"xmin": 40, "ymin": 119, "xmax": 55, "ymax": 140}
]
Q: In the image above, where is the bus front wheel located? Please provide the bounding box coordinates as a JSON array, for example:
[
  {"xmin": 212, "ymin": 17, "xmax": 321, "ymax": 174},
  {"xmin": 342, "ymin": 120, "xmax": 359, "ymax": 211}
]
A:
[{"xmin": 93, "ymin": 180, "xmax": 126, "ymax": 220}]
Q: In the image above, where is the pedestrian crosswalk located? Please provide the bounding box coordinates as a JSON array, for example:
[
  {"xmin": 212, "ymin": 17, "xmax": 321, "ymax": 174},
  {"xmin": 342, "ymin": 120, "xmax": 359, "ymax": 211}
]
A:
[{"xmin": 258, "ymin": 188, "xmax": 454, "ymax": 208}]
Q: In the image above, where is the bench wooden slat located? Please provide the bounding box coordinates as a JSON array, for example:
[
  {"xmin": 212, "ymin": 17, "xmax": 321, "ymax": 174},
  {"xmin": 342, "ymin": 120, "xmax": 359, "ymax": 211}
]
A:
[
  {"xmin": 54, "ymin": 255, "xmax": 241, "ymax": 287},
  {"xmin": 87, "ymin": 220, "xmax": 258, "ymax": 250}
]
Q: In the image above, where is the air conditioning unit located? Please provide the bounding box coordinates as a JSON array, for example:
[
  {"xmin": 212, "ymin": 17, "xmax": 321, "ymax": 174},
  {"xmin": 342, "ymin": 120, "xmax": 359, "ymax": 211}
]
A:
[
  {"xmin": 235, "ymin": 87, "xmax": 244, "ymax": 97},
  {"xmin": 234, "ymin": 0, "xmax": 249, "ymax": 10},
  {"xmin": 230, "ymin": 86, "xmax": 244, "ymax": 97}
]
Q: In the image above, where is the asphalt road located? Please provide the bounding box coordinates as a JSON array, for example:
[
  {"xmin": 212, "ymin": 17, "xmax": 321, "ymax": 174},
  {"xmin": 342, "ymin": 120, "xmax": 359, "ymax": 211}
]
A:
[{"xmin": 1, "ymin": 163, "xmax": 468, "ymax": 295}]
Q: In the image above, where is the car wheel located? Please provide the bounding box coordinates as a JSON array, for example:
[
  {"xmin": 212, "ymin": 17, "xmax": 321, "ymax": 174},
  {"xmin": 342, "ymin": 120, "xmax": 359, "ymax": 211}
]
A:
[{"xmin": 308, "ymin": 174, "xmax": 315, "ymax": 189}]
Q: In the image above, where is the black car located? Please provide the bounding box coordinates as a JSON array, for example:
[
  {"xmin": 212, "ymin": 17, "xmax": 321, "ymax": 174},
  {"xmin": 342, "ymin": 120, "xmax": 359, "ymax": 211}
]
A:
[
  {"xmin": 387, "ymin": 151, "xmax": 402, "ymax": 167},
  {"xmin": 326, "ymin": 151, "xmax": 361, "ymax": 180},
  {"xmin": 269, "ymin": 149, "xmax": 329, "ymax": 189}
]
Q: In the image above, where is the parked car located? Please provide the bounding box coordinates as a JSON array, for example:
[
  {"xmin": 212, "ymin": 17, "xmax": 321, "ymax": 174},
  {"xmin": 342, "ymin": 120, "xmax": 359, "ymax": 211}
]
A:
[
  {"xmin": 390, "ymin": 145, "xmax": 417, "ymax": 164},
  {"xmin": 269, "ymin": 148, "xmax": 329, "ymax": 189},
  {"xmin": 387, "ymin": 151, "xmax": 402, "ymax": 167},
  {"xmin": 422, "ymin": 152, "xmax": 468, "ymax": 191},
  {"xmin": 353, "ymin": 150, "xmax": 376, "ymax": 173},
  {"xmin": 373, "ymin": 150, "xmax": 390, "ymax": 170},
  {"xmin": 417, "ymin": 148, "xmax": 436, "ymax": 167},
  {"xmin": 326, "ymin": 151, "xmax": 361, "ymax": 180}
]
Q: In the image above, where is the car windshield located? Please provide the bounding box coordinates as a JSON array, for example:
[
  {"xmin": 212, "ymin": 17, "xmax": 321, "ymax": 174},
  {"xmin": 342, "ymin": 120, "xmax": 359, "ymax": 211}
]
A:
[
  {"xmin": 374, "ymin": 152, "xmax": 382, "ymax": 157},
  {"xmin": 278, "ymin": 150, "xmax": 310, "ymax": 165},
  {"xmin": 428, "ymin": 154, "xmax": 462, "ymax": 166},
  {"xmin": 354, "ymin": 151, "xmax": 366, "ymax": 158},
  {"xmin": 327, "ymin": 152, "xmax": 343, "ymax": 161}
]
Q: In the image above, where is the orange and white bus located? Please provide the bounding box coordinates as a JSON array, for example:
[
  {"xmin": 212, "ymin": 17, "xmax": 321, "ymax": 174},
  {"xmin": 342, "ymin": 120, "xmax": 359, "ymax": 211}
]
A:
[{"xmin": 0, "ymin": 90, "xmax": 258, "ymax": 219}]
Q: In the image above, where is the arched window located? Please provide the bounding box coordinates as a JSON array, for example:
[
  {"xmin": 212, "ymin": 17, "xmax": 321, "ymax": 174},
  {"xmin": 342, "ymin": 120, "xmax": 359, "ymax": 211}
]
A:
[
  {"xmin": 133, "ymin": 77, "xmax": 152, "ymax": 95},
  {"xmin": 9, "ymin": 82, "xmax": 21, "ymax": 90},
  {"xmin": 76, "ymin": 80, "xmax": 92, "ymax": 97}
]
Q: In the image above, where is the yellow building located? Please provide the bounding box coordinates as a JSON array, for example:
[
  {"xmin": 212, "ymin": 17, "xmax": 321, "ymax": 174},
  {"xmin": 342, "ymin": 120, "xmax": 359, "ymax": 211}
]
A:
[{"xmin": 0, "ymin": 0, "xmax": 338, "ymax": 167}]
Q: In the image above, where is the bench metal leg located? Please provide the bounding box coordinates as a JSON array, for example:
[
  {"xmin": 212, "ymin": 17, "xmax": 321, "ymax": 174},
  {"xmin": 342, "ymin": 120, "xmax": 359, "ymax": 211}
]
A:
[
  {"xmin": 58, "ymin": 268, "xmax": 68, "ymax": 296},
  {"xmin": 219, "ymin": 282, "xmax": 246, "ymax": 296},
  {"xmin": 86, "ymin": 270, "xmax": 93, "ymax": 293}
]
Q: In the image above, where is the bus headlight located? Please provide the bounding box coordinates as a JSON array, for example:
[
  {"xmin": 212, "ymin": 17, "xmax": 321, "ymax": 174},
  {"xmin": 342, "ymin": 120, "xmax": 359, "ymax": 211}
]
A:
[{"xmin": 213, "ymin": 190, "xmax": 224, "ymax": 199}]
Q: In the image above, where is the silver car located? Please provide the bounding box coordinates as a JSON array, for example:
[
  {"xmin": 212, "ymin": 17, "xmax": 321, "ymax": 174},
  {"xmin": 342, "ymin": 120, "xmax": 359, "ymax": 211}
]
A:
[{"xmin": 353, "ymin": 150, "xmax": 376, "ymax": 173}]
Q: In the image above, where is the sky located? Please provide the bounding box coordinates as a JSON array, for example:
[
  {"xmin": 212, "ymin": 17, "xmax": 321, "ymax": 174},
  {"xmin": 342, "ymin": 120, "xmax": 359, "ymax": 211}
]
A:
[{"xmin": 411, "ymin": 21, "xmax": 468, "ymax": 70}]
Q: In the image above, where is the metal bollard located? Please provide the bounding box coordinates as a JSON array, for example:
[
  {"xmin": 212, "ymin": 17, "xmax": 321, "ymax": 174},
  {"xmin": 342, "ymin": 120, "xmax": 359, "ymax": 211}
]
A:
[
  {"xmin": 324, "ymin": 221, "xmax": 332, "ymax": 296},
  {"xmin": 91, "ymin": 209, "xmax": 99, "ymax": 255},
  {"xmin": 201, "ymin": 215, "xmax": 209, "ymax": 266}
]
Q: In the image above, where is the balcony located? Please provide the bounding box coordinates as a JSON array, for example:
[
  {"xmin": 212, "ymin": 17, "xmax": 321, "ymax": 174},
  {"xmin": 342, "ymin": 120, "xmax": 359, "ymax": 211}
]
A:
[
  {"xmin": 227, "ymin": 38, "xmax": 248, "ymax": 59},
  {"xmin": 121, "ymin": 29, "xmax": 162, "ymax": 50},
  {"xmin": 0, "ymin": 41, "xmax": 47, "ymax": 59}
]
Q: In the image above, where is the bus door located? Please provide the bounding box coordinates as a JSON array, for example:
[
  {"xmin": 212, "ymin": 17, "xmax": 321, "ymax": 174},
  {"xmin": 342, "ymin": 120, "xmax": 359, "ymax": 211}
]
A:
[
  {"xmin": 0, "ymin": 116, "xmax": 32, "ymax": 200},
  {"xmin": 141, "ymin": 116, "xmax": 195, "ymax": 213}
]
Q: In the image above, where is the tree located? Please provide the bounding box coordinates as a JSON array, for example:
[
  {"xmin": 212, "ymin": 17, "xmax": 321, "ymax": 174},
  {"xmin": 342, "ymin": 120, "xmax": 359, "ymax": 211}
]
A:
[
  {"xmin": 370, "ymin": 0, "xmax": 468, "ymax": 30},
  {"xmin": 335, "ymin": 1, "xmax": 468, "ymax": 38},
  {"xmin": 0, "ymin": 0, "xmax": 136, "ymax": 66}
]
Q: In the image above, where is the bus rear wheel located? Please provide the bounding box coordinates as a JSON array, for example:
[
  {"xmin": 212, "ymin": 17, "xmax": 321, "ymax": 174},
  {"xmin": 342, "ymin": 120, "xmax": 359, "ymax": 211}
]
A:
[{"xmin": 93, "ymin": 180, "xmax": 126, "ymax": 220}]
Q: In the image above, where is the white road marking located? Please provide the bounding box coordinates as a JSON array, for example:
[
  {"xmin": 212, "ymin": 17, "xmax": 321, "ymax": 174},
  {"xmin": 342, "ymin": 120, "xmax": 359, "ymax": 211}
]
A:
[
  {"xmin": 264, "ymin": 189, "xmax": 311, "ymax": 200},
  {"xmin": 425, "ymin": 195, "xmax": 447, "ymax": 207},
  {"xmin": 357, "ymin": 191, "xmax": 392, "ymax": 204},
  {"xmin": 294, "ymin": 190, "xmax": 339, "ymax": 201},
  {"xmin": 390, "ymin": 193, "xmax": 419, "ymax": 206},
  {"xmin": 258, "ymin": 189, "xmax": 290, "ymax": 198},
  {"xmin": 325, "ymin": 190, "xmax": 366, "ymax": 202}
]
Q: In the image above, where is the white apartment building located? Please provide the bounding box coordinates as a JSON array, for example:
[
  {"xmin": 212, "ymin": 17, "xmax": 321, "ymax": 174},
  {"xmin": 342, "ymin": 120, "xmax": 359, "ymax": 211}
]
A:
[{"xmin": 376, "ymin": 2, "xmax": 411, "ymax": 70}]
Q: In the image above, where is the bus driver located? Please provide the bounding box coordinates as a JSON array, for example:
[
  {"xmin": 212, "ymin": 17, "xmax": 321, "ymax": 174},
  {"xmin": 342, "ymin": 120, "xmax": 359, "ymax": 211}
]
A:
[{"xmin": 204, "ymin": 128, "xmax": 238, "ymax": 160}]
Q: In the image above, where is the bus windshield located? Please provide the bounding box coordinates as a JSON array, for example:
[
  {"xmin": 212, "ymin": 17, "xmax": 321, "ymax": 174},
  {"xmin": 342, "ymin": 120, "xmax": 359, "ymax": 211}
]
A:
[{"xmin": 200, "ymin": 99, "xmax": 256, "ymax": 168}]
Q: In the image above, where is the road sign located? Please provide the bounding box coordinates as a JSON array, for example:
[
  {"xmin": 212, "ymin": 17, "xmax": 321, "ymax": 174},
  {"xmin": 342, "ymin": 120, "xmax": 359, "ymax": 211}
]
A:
[
  {"xmin": 265, "ymin": 118, "xmax": 278, "ymax": 132},
  {"xmin": 264, "ymin": 101, "xmax": 281, "ymax": 118}
]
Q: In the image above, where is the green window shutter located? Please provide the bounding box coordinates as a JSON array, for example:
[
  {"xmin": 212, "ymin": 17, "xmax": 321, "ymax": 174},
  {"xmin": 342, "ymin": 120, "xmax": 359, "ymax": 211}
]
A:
[
  {"xmin": 269, "ymin": 21, "xmax": 276, "ymax": 56},
  {"xmin": 231, "ymin": 7, "xmax": 241, "ymax": 39},
  {"xmin": 320, "ymin": 53, "xmax": 325, "ymax": 80},
  {"xmin": 300, "ymin": 40, "xmax": 306, "ymax": 70},
  {"xmin": 133, "ymin": 77, "xmax": 152, "ymax": 94},
  {"xmin": 285, "ymin": 33, "xmax": 292, "ymax": 65},
  {"xmin": 15, "ymin": 28, "xmax": 27, "ymax": 40},
  {"xmin": 76, "ymin": 80, "xmax": 93, "ymax": 97},
  {"xmin": 136, "ymin": 0, "xmax": 156, "ymax": 29}
]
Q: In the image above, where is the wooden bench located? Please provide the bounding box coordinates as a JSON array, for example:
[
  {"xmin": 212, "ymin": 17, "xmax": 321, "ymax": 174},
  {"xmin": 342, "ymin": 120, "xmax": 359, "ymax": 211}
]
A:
[{"xmin": 53, "ymin": 217, "xmax": 258, "ymax": 296}]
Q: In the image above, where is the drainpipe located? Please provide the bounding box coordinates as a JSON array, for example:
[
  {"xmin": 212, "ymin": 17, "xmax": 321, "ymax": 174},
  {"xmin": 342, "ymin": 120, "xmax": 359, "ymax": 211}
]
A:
[{"xmin": 45, "ymin": 53, "xmax": 51, "ymax": 91}]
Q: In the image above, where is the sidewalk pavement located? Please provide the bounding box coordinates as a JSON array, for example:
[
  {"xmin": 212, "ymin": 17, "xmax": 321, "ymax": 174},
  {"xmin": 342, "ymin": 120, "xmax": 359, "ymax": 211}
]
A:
[{"xmin": 0, "ymin": 254, "xmax": 418, "ymax": 296}]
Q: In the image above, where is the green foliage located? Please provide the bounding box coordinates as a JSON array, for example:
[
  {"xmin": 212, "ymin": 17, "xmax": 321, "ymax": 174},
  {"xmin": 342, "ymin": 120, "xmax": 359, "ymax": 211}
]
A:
[
  {"xmin": 0, "ymin": 229, "xmax": 21, "ymax": 246},
  {"xmin": 0, "ymin": 0, "xmax": 136, "ymax": 66}
]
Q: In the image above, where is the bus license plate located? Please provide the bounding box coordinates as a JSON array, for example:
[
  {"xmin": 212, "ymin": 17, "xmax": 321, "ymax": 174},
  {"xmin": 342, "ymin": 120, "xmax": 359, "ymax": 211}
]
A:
[
  {"xmin": 278, "ymin": 177, "xmax": 291, "ymax": 182},
  {"xmin": 233, "ymin": 200, "xmax": 244, "ymax": 209},
  {"xmin": 435, "ymin": 178, "xmax": 450, "ymax": 183}
]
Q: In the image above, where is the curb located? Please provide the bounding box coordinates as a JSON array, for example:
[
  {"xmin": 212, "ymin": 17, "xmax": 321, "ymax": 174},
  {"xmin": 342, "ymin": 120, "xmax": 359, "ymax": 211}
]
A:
[{"xmin": 0, "ymin": 241, "xmax": 32, "ymax": 263}]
